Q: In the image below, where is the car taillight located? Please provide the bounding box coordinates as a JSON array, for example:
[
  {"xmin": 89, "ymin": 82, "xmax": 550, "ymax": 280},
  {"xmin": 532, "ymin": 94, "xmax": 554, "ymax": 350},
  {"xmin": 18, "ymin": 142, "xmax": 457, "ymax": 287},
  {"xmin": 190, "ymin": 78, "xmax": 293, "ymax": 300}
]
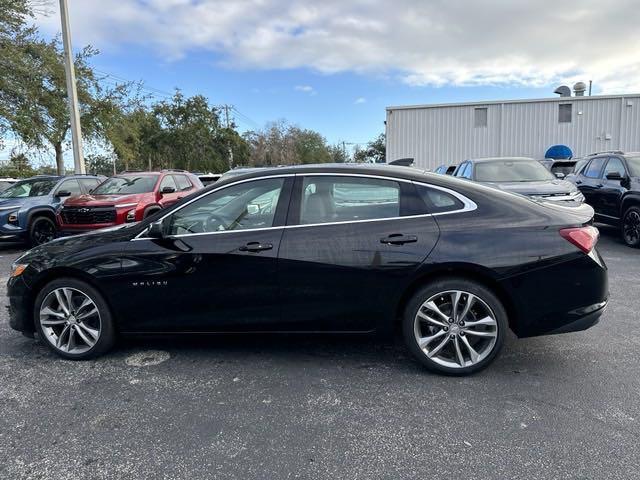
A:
[{"xmin": 559, "ymin": 226, "xmax": 599, "ymax": 254}]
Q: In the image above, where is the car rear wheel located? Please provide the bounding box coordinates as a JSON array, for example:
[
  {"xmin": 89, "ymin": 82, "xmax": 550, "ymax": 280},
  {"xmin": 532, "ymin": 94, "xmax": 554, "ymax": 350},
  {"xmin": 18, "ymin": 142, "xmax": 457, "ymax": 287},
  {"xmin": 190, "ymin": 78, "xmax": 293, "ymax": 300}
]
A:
[
  {"xmin": 402, "ymin": 278, "xmax": 507, "ymax": 375},
  {"xmin": 621, "ymin": 206, "xmax": 640, "ymax": 248},
  {"xmin": 29, "ymin": 216, "xmax": 56, "ymax": 246},
  {"xmin": 34, "ymin": 278, "xmax": 115, "ymax": 360}
]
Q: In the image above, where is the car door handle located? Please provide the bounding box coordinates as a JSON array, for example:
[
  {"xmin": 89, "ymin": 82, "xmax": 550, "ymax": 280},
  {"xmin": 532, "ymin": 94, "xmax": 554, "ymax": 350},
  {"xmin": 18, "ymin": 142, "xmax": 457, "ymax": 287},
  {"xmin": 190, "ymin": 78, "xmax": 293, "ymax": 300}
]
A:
[
  {"xmin": 380, "ymin": 234, "xmax": 418, "ymax": 245},
  {"xmin": 575, "ymin": 180, "xmax": 582, "ymax": 185},
  {"xmin": 596, "ymin": 184, "xmax": 603, "ymax": 188},
  {"xmin": 239, "ymin": 242, "xmax": 273, "ymax": 252}
]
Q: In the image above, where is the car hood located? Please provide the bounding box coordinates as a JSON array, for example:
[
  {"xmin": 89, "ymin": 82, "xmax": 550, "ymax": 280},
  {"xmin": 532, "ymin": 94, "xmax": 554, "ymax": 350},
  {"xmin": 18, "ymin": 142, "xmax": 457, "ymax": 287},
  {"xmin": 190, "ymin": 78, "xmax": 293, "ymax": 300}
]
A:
[
  {"xmin": 64, "ymin": 193, "xmax": 145, "ymax": 207},
  {"xmin": 16, "ymin": 223, "xmax": 143, "ymax": 269},
  {"xmin": 482, "ymin": 179, "xmax": 577, "ymax": 195},
  {"xmin": 0, "ymin": 196, "xmax": 43, "ymax": 209}
]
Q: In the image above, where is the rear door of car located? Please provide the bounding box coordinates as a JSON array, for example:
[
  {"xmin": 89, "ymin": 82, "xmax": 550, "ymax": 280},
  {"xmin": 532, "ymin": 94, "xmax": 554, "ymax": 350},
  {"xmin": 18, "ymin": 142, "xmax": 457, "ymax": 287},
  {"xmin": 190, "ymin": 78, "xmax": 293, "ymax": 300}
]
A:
[{"xmin": 277, "ymin": 173, "xmax": 440, "ymax": 332}]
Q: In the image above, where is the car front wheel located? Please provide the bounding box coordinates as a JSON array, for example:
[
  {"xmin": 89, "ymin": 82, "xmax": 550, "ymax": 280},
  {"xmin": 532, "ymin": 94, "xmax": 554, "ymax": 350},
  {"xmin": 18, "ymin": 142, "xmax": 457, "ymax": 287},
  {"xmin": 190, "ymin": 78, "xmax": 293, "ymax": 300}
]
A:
[
  {"xmin": 34, "ymin": 278, "xmax": 115, "ymax": 360},
  {"xmin": 29, "ymin": 216, "xmax": 56, "ymax": 246},
  {"xmin": 621, "ymin": 206, "xmax": 640, "ymax": 248},
  {"xmin": 402, "ymin": 278, "xmax": 507, "ymax": 375}
]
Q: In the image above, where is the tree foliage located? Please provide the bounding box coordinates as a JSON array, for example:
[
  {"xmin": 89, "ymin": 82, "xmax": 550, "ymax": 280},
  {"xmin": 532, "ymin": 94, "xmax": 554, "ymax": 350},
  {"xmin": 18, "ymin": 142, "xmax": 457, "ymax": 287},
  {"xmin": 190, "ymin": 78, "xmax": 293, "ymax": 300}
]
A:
[
  {"xmin": 353, "ymin": 133, "xmax": 386, "ymax": 163},
  {"xmin": 243, "ymin": 120, "xmax": 336, "ymax": 166}
]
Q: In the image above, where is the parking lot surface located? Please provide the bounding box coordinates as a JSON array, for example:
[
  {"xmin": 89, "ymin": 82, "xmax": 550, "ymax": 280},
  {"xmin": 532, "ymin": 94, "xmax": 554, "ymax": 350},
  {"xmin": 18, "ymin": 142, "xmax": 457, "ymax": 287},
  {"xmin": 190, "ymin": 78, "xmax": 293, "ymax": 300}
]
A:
[{"xmin": 0, "ymin": 226, "xmax": 638, "ymax": 480}]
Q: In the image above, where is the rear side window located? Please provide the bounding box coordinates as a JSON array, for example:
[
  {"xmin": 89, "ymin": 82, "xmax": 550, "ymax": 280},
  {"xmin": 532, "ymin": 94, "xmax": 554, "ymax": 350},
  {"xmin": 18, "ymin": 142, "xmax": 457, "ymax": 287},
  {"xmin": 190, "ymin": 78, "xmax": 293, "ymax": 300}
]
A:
[
  {"xmin": 584, "ymin": 157, "xmax": 607, "ymax": 178},
  {"xmin": 416, "ymin": 185, "xmax": 464, "ymax": 213},
  {"xmin": 300, "ymin": 176, "xmax": 400, "ymax": 225},
  {"xmin": 174, "ymin": 175, "xmax": 193, "ymax": 191}
]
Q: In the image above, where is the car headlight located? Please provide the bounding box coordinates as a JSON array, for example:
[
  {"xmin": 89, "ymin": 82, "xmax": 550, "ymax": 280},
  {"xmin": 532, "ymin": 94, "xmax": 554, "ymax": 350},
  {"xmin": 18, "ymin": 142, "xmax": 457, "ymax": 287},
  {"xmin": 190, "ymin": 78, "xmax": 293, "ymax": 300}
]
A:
[
  {"xmin": 10, "ymin": 263, "xmax": 28, "ymax": 278},
  {"xmin": 7, "ymin": 211, "xmax": 18, "ymax": 224},
  {"xmin": 126, "ymin": 209, "xmax": 136, "ymax": 222}
]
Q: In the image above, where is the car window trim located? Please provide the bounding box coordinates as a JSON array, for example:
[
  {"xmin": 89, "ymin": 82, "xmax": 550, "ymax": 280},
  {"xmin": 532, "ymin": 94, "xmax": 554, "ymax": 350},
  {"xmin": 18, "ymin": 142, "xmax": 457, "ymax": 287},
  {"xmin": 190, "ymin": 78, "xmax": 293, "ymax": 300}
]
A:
[{"xmin": 132, "ymin": 172, "xmax": 476, "ymax": 240}]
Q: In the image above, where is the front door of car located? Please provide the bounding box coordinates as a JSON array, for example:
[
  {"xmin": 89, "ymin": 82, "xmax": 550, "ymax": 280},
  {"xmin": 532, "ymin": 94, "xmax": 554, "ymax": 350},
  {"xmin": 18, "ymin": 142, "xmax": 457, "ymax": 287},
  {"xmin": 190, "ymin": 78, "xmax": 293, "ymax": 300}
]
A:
[
  {"xmin": 277, "ymin": 174, "xmax": 440, "ymax": 332},
  {"xmin": 576, "ymin": 156, "xmax": 607, "ymax": 211},
  {"xmin": 599, "ymin": 157, "xmax": 628, "ymax": 219},
  {"xmin": 115, "ymin": 176, "xmax": 293, "ymax": 332}
]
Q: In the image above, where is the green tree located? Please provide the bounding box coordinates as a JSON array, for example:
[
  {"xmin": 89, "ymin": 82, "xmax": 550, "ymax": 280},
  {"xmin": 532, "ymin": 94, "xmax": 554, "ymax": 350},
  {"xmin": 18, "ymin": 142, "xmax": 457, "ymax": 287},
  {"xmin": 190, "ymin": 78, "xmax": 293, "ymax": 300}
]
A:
[
  {"xmin": 244, "ymin": 120, "xmax": 333, "ymax": 166},
  {"xmin": 85, "ymin": 153, "xmax": 116, "ymax": 176},
  {"xmin": 0, "ymin": 25, "xmax": 129, "ymax": 174},
  {"xmin": 353, "ymin": 133, "xmax": 386, "ymax": 163}
]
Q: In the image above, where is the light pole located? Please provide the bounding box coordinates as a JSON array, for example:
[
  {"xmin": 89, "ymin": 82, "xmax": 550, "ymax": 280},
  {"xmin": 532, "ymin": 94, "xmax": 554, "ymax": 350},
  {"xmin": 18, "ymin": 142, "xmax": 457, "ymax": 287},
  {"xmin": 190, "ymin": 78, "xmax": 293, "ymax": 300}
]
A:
[{"xmin": 59, "ymin": 0, "xmax": 85, "ymax": 174}]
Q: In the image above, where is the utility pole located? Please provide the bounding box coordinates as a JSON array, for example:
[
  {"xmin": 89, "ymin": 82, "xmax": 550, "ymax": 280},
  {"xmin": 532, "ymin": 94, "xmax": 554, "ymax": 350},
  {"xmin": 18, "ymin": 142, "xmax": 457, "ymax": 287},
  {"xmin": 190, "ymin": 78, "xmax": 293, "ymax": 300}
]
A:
[
  {"xmin": 59, "ymin": 0, "xmax": 85, "ymax": 174},
  {"xmin": 223, "ymin": 105, "xmax": 233, "ymax": 169}
]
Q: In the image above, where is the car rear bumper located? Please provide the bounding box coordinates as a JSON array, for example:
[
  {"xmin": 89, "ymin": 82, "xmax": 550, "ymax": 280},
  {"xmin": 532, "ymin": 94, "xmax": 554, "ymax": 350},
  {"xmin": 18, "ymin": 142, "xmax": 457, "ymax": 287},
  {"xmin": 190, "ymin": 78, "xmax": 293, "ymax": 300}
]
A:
[{"xmin": 500, "ymin": 248, "xmax": 608, "ymax": 338}]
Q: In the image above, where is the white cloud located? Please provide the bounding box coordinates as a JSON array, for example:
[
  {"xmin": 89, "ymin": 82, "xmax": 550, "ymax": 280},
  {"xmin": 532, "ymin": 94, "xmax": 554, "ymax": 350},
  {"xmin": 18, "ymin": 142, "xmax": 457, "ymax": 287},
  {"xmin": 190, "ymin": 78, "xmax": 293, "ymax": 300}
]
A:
[
  {"xmin": 354, "ymin": 97, "xmax": 366, "ymax": 104},
  {"xmin": 294, "ymin": 85, "xmax": 317, "ymax": 95},
  {"xmin": 36, "ymin": 0, "xmax": 640, "ymax": 93}
]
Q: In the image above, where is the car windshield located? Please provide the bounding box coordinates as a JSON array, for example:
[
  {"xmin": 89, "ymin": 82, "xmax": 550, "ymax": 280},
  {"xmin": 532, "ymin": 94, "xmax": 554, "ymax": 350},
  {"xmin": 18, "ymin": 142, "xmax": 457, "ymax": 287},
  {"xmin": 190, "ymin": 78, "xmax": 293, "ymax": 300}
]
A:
[
  {"xmin": 0, "ymin": 178, "xmax": 58, "ymax": 198},
  {"xmin": 92, "ymin": 176, "xmax": 158, "ymax": 195},
  {"xmin": 627, "ymin": 156, "xmax": 640, "ymax": 176},
  {"xmin": 475, "ymin": 160, "xmax": 555, "ymax": 182}
]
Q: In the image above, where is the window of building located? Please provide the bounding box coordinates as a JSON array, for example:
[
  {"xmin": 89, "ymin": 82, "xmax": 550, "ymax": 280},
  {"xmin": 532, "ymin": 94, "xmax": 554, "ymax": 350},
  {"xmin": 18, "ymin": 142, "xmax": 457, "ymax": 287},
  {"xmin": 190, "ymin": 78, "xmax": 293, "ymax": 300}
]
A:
[
  {"xmin": 559, "ymin": 103, "xmax": 572, "ymax": 123},
  {"xmin": 474, "ymin": 107, "xmax": 488, "ymax": 127}
]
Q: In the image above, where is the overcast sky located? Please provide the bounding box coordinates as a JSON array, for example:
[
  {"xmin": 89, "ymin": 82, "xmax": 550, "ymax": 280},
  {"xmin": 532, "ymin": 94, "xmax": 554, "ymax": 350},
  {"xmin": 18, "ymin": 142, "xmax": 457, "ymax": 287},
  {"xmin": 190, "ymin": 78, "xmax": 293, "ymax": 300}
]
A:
[{"xmin": 19, "ymin": 0, "xmax": 640, "ymax": 161}]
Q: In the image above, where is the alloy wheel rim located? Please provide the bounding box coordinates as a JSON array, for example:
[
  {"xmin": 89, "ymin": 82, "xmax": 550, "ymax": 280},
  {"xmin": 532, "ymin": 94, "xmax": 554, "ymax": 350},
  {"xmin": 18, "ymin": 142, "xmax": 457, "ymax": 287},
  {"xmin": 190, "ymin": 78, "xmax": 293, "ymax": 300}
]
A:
[
  {"xmin": 39, "ymin": 287, "xmax": 101, "ymax": 354},
  {"xmin": 34, "ymin": 221, "xmax": 55, "ymax": 245},
  {"xmin": 414, "ymin": 290, "xmax": 498, "ymax": 368},
  {"xmin": 623, "ymin": 211, "xmax": 640, "ymax": 244}
]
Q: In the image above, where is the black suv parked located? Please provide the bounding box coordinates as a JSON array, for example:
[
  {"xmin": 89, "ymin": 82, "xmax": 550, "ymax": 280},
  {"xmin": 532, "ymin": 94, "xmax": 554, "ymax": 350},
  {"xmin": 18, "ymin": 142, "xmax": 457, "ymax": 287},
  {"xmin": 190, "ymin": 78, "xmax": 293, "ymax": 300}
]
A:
[{"xmin": 570, "ymin": 151, "xmax": 640, "ymax": 247}]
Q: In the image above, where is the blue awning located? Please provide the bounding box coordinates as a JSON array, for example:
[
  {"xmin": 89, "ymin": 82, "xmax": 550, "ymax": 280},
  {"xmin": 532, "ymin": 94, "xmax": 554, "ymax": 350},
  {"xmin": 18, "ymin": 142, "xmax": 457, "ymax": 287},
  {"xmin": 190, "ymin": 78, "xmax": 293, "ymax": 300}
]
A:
[{"xmin": 545, "ymin": 145, "xmax": 573, "ymax": 159}]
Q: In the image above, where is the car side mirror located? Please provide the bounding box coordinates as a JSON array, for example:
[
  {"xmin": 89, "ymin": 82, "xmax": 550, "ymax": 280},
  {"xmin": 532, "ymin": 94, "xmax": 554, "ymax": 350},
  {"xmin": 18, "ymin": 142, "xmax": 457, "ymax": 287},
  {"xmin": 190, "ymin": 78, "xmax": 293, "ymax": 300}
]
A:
[
  {"xmin": 147, "ymin": 220, "xmax": 166, "ymax": 239},
  {"xmin": 606, "ymin": 172, "xmax": 623, "ymax": 181},
  {"xmin": 554, "ymin": 172, "xmax": 566, "ymax": 179},
  {"xmin": 56, "ymin": 190, "xmax": 71, "ymax": 198},
  {"xmin": 161, "ymin": 186, "xmax": 176, "ymax": 195}
]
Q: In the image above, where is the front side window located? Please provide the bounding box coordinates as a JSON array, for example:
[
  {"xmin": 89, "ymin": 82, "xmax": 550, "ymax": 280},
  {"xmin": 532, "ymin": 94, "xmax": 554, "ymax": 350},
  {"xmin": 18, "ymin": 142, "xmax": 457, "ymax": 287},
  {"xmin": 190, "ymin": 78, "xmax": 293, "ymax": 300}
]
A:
[
  {"xmin": 603, "ymin": 157, "xmax": 626, "ymax": 178},
  {"xmin": 0, "ymin": 178, "xmax": 58, "ymax": 198},
  {"xmin": 165, "ymin": 178, "xmax": 284, "ymax": 235},
  {"xmin": 584, "ymin": 157, "xmax": 607, "ymax": 179},
  {"xmin": 174, "ymin": 175, "xmax": 192, "ymax": 191},
  {"xmin": 159, "ymin": 175, "xmax": 178, "ymax": 192},
  {"xmin": 57, "ymin": 179, "xmax": 82, "ymax": 195},
  {"xmin": 627, "ymin": 156, "xmax": 640, "ymax": 176},
  {"xmin": 93, "ymin": 175, "xmax": 158, "ymax": 195},
  {"xmin": 475, "ymin": 160, "xmax": 554, "ymax": 182},
  {"xmin": 78, "ymin": 178, "xmax": 101, "ymax": 192},
  {"xmin": 300, "ymin": 176, "xmax": 400, "ymax": 225}
]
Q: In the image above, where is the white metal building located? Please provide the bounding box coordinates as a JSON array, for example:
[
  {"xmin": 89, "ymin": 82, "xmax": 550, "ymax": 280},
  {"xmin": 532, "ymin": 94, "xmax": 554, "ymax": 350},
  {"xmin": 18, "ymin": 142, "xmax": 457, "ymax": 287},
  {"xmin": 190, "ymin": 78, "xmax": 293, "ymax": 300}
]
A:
[{"xmin": 385, "ymin": 93, "xmax": 640, "ymax": 170}]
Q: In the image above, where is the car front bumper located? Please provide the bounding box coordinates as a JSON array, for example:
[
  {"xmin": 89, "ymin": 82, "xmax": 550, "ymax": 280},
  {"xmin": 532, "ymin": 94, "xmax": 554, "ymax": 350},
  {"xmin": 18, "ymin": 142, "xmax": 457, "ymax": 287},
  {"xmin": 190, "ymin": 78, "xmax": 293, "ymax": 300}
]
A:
[{"xmin": 7, "ymin": 275, "xmax": 33, "ymax": 333}]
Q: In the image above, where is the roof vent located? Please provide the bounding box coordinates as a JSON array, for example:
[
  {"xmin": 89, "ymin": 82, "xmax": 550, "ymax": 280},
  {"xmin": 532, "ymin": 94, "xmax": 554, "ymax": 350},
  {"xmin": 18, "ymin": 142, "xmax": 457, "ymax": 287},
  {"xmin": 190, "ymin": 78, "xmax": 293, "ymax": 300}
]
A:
[
  {"xmin": 554, "ymin": 85, "xmax": 571, "ymax": 97},
  {"xmin": 573, "ymin": 82, "xmax": 587, "ymax": 96}
]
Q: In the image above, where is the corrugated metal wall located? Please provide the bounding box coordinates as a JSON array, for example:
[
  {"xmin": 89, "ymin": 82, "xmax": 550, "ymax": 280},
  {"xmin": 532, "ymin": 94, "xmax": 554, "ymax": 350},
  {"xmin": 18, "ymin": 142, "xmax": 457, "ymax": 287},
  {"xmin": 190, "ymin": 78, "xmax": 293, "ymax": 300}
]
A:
[{"xmin": 386, "ymin": 95, "xmax": 640, "ymax": 170}]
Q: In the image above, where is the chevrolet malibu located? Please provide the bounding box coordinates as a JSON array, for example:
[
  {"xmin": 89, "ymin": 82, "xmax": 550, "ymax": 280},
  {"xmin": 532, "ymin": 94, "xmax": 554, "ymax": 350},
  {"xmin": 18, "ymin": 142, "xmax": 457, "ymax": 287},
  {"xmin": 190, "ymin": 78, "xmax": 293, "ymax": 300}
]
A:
[{"xmin": 7, "ymin": 165, "xmax": 608, "ymax": 375}]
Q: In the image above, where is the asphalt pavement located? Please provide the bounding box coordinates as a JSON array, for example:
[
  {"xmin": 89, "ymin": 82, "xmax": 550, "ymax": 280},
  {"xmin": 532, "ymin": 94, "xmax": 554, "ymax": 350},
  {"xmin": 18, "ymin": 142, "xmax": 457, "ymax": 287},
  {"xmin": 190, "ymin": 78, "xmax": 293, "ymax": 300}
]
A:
[{"xmin": 0, "ymin": 226, "xmax": 639, "ymax": 479}]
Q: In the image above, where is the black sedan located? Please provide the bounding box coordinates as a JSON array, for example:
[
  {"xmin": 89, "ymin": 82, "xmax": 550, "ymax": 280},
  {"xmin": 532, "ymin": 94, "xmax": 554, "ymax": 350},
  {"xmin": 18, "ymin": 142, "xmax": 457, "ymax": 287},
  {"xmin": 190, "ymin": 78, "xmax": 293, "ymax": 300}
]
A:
[{"xmin": 7, "ymin": 165, "xmax": 608, "ymax": 375}]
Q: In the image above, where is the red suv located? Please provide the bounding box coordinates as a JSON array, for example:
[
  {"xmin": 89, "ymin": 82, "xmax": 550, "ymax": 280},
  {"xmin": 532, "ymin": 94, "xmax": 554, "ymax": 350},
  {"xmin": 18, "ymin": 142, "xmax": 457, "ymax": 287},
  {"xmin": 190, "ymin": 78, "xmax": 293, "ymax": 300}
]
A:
[{"xmin": 57, "ymin": 170, "xmax": 203, "ymax": 233}]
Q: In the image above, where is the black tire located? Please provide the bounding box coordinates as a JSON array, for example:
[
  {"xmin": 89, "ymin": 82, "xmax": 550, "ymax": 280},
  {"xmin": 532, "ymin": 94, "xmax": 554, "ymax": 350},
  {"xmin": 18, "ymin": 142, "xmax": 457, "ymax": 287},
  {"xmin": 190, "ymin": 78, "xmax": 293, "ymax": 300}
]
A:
[
  {"xmin": 621, "ymin": 206, "xmax": 640, "ymax": 248},
  {"xmin": 402, "ymin": 277, "xmax": 507, "ymax": 375},
  {"xmin": 34, "ymin": 277, "xmax": 116, "ymax": 360},
  {"xmin": 29, "ymin": 216, "xmax": 57, "ymax": 246}
]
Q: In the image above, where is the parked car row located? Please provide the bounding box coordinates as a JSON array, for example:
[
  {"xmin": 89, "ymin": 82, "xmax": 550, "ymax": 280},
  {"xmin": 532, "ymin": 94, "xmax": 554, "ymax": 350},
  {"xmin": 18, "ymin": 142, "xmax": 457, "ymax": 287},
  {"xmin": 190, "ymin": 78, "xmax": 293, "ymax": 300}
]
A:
[
  {"xmin": 0, "ymin": 170, "xmax": 204, "ymax": 246},
  {"xmin": 434, "ymin": 151, "xmax": 640, "ymax": 248}
]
